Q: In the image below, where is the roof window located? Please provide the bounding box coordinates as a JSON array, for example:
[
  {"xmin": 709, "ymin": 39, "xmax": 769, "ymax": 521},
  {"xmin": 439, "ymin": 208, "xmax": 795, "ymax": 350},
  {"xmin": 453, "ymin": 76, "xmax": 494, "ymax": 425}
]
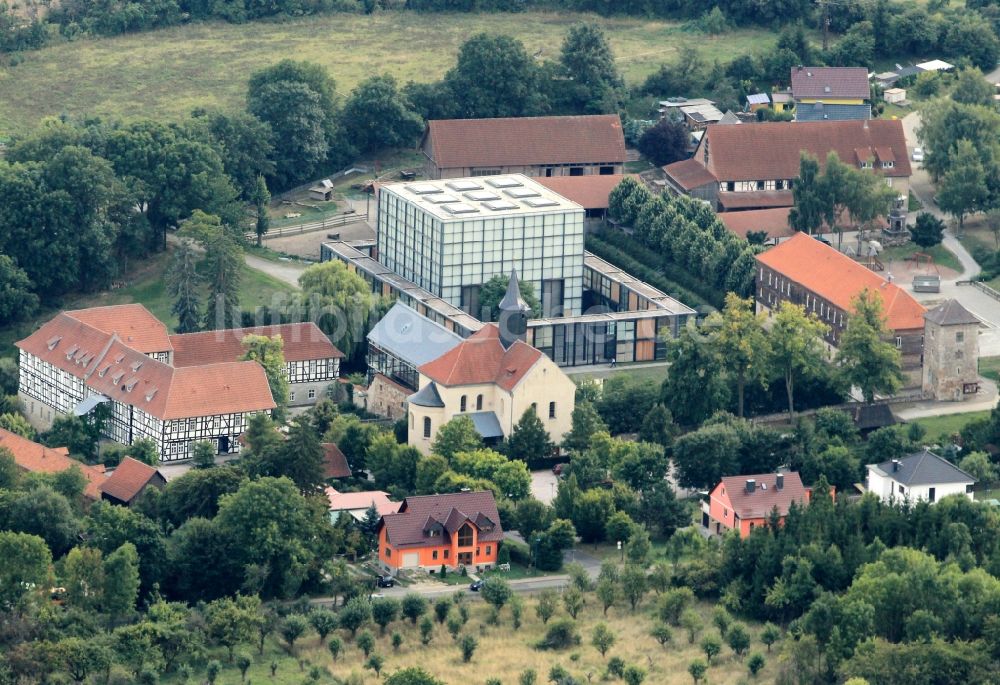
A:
[
  {"xmin": 145, "ymin": 388, "xmax": 158, "ymax": 402},
  {"xmin": 124, "ymin": 378, "xmax": 138, "ymax": 392},
  {"xmin": 131, "ymin": 360, "xmax": 143, "ymax": 372},
  {"xmin": 504, "ymin": 188, "xmax": 540, "ymax": 199},
  {"xmin": 445, "ymin": 180, "xmax": 483, "ymax": 192},
  {"xmin": 111, "ymin": 371, "xmax": 125, "ymax": 384},
  {"xmin": 46, "ymin": 336, "xmax": 62, "ymax": 350},
  {"xmin": 486, "ymin": 177, "xmax": 523, "ymax": 189},
  {"xmin": 65, "ymin": 344, "xmax": 79, "ymax": 359}
]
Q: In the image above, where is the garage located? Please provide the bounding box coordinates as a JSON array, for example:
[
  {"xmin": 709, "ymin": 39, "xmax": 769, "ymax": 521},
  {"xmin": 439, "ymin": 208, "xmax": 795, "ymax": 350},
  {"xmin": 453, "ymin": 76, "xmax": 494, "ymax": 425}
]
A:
[{"xmin": 402, "ymin": 553, "xmax": 419, "ymax": 568}]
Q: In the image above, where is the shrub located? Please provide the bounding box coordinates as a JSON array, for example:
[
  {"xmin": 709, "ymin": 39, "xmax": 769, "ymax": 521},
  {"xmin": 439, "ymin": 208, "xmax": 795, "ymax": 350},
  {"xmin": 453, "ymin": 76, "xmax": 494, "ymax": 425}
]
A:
[{"xmin": 539, "ymin": 618, "xmax": 582, "ymax": 650}]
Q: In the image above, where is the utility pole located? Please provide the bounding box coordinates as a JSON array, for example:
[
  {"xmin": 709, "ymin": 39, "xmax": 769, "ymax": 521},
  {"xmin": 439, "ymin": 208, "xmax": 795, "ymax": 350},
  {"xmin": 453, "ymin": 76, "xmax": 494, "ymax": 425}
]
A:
[{"xmin": 818, "ymin": 0, "xmax": 830, "ymax": 52}]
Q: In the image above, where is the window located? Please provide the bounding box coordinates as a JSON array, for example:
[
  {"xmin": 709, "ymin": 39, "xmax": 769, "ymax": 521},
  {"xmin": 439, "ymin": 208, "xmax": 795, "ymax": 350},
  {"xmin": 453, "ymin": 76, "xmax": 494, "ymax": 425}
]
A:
[
  {"xmin": 956, "ymin": 350, "xmax": 964, "ymax": 359},
  {"xmin": 307, "ymin": 388, "xmax": 316, "ymax": 400},
  {"xmin": 460, "ymin": 395, "xmax": 467, "ymax": 412},
  {"xmin": 410, "ymin": 414, "xmax": 414, "ymax": 429},
  {"xmin": 432, "ymin": 550, "xmax": 438, "ymax": 560},
  {"xmin": 569, "ymin": 167, "xmax": 584, "ymax": 176},
  {"xmin": 542, "ymin": 279, "xmax": 565, "ymax": 318},
  {"xmin": 461, "ymin": 285, "xmax": 481, "ymax": 317},
  {"xmin": 723, "ymin": 508, "xmax": 728, "ymax": 518},
  {"xmin": 775, "ymin": 180, "xmax": 785, "ymax": 190},
  {"xmin": 289, "ymin": 391, "xmax": 296, "ymax": 402},
  {"xmin": 599, "ymin": 166, "xmax": 614, "ymax": 175},
  {"xmin": 725, "ymin": 181, "xmax": 735, "ymax": 192},
  {"xmin": 385, "ymin": 547, "xmax": 391, "ymax": 558},
  {"xmin": 956, "ymin": 332, "xmax": 965, "ymax": 342},
  {"xmin": 898, "ymin": 484, "xmax": 905, "ymax": 495},
  {"xmin": 476, "ymin": 547, "xmax": 481, "ymax": 557},
  {"xmin": 423, "ymin": 417, "xmax": 432, "ymax": 438},
  {"xmin": 756, "ymin": 180, "xmax": 765, "ymax": 190},
  {"xmin": 928, "ymin": 487, "xmax": 936, "ymax": 503},
  {"xmin": 486, "ymin": 546, "xmax": 491, "ymax": 555},
  {"xmin": 549, "ymin": 401, "xmax": 556, "ymax": 419},
  {"xmin": 895, "ymin": 336, "xmax": 902, "ymax": 349},
  {"xmin": 476, "ymin": 395, "xmax": 483, "ymax": 410},
  {"xmin": 444, "ymin": 550, "xmax": 450, "ymax": 559},
  {"xmin": 457, "ymin": 524, "xmax": 474, "ymax": 547}
]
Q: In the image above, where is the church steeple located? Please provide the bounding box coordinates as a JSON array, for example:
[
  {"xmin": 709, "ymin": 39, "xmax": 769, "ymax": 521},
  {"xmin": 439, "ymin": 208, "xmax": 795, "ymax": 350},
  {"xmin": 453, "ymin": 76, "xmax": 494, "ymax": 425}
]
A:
[{"xmin": 498, "ymin": 269, "xmax": 529, "ymax": 349}]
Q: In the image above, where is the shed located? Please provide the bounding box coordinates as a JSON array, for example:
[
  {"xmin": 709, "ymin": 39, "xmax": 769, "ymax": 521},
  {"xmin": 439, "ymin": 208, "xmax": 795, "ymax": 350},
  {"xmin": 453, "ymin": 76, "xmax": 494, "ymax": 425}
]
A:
[
  {"xmin": 746, "ymin": 93, "xmax": 770, "ymax": 111},
  {"xmin": 883, "ymin": 88, "xmax": 906, "ymax": 104},
  {"xmin": 309, "ymin": 179, "xmax": 335, "ymax": 201}
]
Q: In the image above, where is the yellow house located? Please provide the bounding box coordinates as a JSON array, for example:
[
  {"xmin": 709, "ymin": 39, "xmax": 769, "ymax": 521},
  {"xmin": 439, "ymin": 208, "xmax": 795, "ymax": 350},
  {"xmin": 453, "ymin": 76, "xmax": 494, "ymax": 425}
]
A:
[
  {"xmin": 791, "ymin": 67, "xmax": 871, "ymax": 122},
  {"xmin": 407, "ymin": 275, "xmax": 576, "ymax": 454}
]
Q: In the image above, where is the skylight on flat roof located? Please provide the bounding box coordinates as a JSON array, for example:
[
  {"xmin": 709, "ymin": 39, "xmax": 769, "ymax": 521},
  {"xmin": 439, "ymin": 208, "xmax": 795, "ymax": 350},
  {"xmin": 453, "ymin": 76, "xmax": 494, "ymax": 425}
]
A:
[
  {"xmin": 504, "ymin": 188, "xmax": 540, "ymax": 199},
  {"xmin": 483, "ymin": 200, "xmax": 520, "ymax": 211},
  {"xmin": 441, "ymin": 203, "xmax": 480, "ymax": 215},
  {"xmin": 405, "ymin": 183, "xmax": 441, "ymax": 195},
  {"xmin": 523, "ymin": 198, "xmax": 560, "ymax": 208},
  {"xmin": 423, "ymin": 193, "xmax": 460, "ymax": 204},
  {"xmin": 464, "ymin": 190, "xmax": 501, "ymax": 202},
  {"xmin": 445, "ymin": 180, "xmax": 483, "ymax": 192},
  {"xmin": 486, "ymin": 177, "xmax": 523, "ymax": 189}
]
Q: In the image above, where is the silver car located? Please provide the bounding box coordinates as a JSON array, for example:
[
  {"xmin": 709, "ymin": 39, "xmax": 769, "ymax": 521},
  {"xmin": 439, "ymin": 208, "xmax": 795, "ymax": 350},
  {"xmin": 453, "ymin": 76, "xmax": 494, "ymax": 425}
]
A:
[{"xmin": 912, "ymin": 147, "xmax": 924, "ymax": 162}]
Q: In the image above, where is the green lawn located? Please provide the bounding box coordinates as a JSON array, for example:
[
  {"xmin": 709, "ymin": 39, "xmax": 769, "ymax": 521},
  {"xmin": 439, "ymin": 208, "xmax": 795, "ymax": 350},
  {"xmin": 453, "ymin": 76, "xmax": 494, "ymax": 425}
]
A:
[
  {"xmin": 981, "ymin": 357, "xmax": 1000, "ymax": 384},
  {"xmin": 568, "ymin": 363, "xmax": 670, "ymax": 384},
  {"xmin": 879, "ymin": 242, "xmax": 963, "ymax": 273},
  {"xmin": 0, "ymin": 12, "xmax": 780, "ymax": 136},
  {"xmin": 910, "ymin": 411, "xmax": 990, "ymax": 442},
  {"xmin": 0, "ymin": 247, "xmax": 298, "ymax": 358}
]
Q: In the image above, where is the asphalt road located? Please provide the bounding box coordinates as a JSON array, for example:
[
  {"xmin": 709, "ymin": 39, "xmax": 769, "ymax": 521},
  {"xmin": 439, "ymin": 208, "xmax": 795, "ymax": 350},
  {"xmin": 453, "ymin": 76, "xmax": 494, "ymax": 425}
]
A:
[{"xmin": 308, "ymin": 574, "xmax": 572, "ymax": 607}]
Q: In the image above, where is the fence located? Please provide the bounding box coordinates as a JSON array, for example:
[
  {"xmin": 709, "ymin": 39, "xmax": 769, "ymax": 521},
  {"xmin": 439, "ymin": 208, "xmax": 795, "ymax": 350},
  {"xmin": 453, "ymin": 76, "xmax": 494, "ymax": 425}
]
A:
[{"xmin": 245, "ymin": 211, "xmax": 368, "ymax": 242}]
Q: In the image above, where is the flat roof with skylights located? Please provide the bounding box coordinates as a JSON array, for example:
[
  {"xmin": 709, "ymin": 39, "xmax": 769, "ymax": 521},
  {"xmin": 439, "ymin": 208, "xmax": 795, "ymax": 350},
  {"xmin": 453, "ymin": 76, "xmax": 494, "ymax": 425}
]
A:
[{"xmin": 390, "ymin": 174, "xmax": 582, "ymax": 220}]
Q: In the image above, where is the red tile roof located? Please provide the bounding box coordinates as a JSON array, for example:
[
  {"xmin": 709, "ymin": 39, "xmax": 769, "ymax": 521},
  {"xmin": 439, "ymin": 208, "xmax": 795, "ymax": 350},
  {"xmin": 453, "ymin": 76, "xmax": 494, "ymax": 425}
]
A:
[
  {"xmin": 418, "ymin": 325, "xmax": 543, "ymax": 391},
  {"xmin": 718, "ymin": 471, "xmax": 807, "ymax": 519},
  {"xmin": 321, "ymin": 443, "xmax": 352, "ymax": 479},
  {"xmin": 325, "ymin": 487, "xmax": 399, "ymax": 515},
  {"xmin": 381, "ymin": 491, "xmax": 502, "ymax": 548},
  {"xmin": 698, "ymin": 120, "xmax": 911, "ymax": 182},
  {"xmin": 535, "ymin": 174, "xmax": 636, "ymax": 210},
  {"xmin": 100, "ymin": 457, "xmax": 163, "ymax": 504},
  {"xmin": 790, "ymin": 67, "xmax": 870, "ymax": 100},
  {"xmin": 423, "ymin": 115, "xmax": 626, "ymax": 169},
  {"xmin": 756, "ymin": 232, "xmax": 927, "ymax": 331},
  {"xmin": 17, "ymin": 314, "xmax": 276, "ymax": 420},
  {"xmin": 170, "ymin": 323, "xmax": 343, "ymax": 367},
  {"xmin": 0, "ymin": 428, "xmax": 105, "ymax": 500},
  {"xmin": 718, "ymin": 191, "xmax": 795, "ymax": 210},
  {"xmin": 662, "ymin": 158, "xmax": 718, "ymax": 191},
  {"xmin": 719, "ymin": 208, "xmax": 796, "ymax": 240},
  {"xmin": 66, "ymin": 304, "xmax": 171, "ymax": 355}
]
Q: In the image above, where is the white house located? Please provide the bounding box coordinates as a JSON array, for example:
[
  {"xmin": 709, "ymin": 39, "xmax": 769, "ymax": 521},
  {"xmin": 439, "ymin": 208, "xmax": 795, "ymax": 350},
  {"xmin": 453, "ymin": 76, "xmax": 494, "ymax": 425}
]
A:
[{"xmin": 866, "ymin": 449, "xmax": 975, "ymax": 504}]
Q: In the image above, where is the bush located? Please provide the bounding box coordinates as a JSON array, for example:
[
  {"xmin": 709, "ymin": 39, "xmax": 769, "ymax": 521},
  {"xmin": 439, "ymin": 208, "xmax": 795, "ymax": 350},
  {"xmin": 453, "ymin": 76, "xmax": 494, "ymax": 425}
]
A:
[
  {"xmin": 505, "ymin": 539, "xmax": 532, "ymax": 566},
  {"xmin": 539, "ymin": 618, "xmax": 582, "ymax": 650}
]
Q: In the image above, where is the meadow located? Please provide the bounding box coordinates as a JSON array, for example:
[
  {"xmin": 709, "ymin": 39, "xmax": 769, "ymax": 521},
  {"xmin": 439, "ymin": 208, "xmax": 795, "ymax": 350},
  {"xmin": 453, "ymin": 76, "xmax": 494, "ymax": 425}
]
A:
[{"xmin": 0, "ymin": 11, "xmax": 778, "ymax": 136}]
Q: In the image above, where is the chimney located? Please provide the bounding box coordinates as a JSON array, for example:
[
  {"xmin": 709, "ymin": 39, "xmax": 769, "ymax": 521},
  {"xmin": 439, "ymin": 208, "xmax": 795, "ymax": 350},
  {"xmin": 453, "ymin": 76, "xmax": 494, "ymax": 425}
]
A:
[
  {"xmin": 891, "ymin": 459, "xmax": 901, "ymax": 472},
  {"xmin": 775, "ymin": 473, "xmax": 784, "ymax": 490},
  {"xmin": 745, "ymin": 479, "xmax": 756, "ymax": 494}
]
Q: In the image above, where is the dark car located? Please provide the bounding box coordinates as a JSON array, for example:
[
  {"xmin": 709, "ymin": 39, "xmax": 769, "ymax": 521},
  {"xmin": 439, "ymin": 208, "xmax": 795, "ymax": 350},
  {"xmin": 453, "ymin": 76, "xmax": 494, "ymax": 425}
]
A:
[
  {"xmin": 376, "ymin": 575, "xmax": 395, "ymax": 588},
  {"xmin": 469, "ymin": 580, "xmax": 484, "ymax": 592}
]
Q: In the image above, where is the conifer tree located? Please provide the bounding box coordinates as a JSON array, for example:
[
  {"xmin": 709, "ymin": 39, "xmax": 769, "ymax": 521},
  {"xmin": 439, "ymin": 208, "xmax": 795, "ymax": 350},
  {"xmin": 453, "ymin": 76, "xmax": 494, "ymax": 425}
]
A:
[{"xmin": 167, "ymin": 239, "xmax": 202, "ymax": 333}]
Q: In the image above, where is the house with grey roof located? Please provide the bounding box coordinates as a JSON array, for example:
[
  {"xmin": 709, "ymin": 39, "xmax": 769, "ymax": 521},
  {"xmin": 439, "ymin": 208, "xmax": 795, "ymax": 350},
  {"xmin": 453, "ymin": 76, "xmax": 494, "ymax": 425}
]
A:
[{"xmin": 866, "ymin": 449, "xmax": 975, "ymax": 504}]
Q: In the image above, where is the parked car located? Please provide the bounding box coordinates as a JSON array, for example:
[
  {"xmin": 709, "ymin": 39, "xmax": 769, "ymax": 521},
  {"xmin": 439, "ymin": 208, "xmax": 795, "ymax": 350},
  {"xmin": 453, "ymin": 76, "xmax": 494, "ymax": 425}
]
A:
[
  {"xmin": 469, "ymin": 580, "xmax": 484, "ymax": 592},
  {"xmin": 912, "ymin": 147, "xmax": 924, "ymax": 162},
  {"xmin": 376, "ymin": 575, "xmax": 395, "ymax": 588}
]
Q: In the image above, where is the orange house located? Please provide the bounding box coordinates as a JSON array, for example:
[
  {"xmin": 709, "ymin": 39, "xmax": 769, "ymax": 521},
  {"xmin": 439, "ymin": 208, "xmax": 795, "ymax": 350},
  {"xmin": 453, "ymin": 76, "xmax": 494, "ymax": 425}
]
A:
[
  {"xmin": 378, "ymin": 491, "xmax": 502, "ymax": 574},
  {"xmin": 704, "ymin": 471, "xmax": 815, "ymax": 538}
]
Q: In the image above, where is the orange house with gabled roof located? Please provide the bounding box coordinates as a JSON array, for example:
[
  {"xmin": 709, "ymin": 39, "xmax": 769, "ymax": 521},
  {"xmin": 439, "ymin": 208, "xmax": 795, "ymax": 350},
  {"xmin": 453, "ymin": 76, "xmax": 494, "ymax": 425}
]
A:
[{"xmin": 378, "ymin": 491, "xmax": 503, "ymax": 574}]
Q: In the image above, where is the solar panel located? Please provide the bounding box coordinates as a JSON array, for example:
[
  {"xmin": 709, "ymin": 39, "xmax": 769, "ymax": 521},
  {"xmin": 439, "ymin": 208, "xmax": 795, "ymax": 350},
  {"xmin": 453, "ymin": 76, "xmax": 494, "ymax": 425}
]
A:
[
  {"xmin": 445, "ymin": 180, "xmax": 483, "ymax": 192},
  {"xmin": 486, "ymin": 177, "xmax": 523, "ymax": 189},
  {"xmin": 464, "ymin": 190, "xmax": 501, "ymax": 201},
  {"xmin": 504, "ymin": 188, "xmax": 540, "ymax": 199},
  {"xmin": 523, "ymin": 198, "xmax": 560, "ymax": 208},
  {"xmin": 483, "ymin": 200, "xmax": 520, "ymax": 211}
]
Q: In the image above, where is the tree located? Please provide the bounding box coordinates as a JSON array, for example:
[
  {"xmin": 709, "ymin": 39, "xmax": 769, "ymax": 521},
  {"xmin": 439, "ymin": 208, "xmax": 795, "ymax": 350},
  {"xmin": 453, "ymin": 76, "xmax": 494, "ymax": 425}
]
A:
[
  {"xmin": 102, "ymin": 542, "xmax": 140, "ymax": 620},
  {"xmin": 0, "ymin": 531, "xmax": 51, "ymax": 610},
  {"xmin": 760, "ymin": 623, "xmax": 781, "ymax": 652},
  {"xmin": 459, "ymin": 634, "xmax": 478, "ymax": 662},
  {"xmin": 709, "ymin": 293, "xmax": 770, "ymax": 417},
  {"xmin": 63, "ymin": 546, "xmax": 105, "ymax": 611},
  {"xmin": 661, "ymin": 323, "xmax": 729, "ymax": 427},
  {"xmin": 328, "ymin": 636, "xmax": 343, "ymax": 661},
  {"xmin": 444, "ymin": 33, "xmax": 546, "ymax": 118},
  {"xmin": 309, "ymin": 608, "xmax": 339, "ymax": 642},
  {"xmin": 433, "ymin": 596, "xmax": 452, "ymax": 624},
  {"xmin": 341, "ymin": 74, "xmax": 424, "ymax": 153},
  {"xmin": 672, "ymin": 421, "xmax": 741, "ymax": 490},
  {"xmin": 339, "ymin": 596, "xmax": 372, "ymax": 637},
  {"xmin": 235, "ymin": 652, "xmax": 253, "ymax": 683},
  {"xmin": 198, "ymin": 109, "xmax": 276, "ymax": 199},
  {"xmin": 281, "ymin": 614, "xmax": 309, "ymax": 653},
  {"xmin": 563, "ymin": 401, "xmax": 608, "ymax": 453},
  {"xmin": 837, "ymin": 289, "xmax": 904, "ymax": 403},
  {"xmin": 205, "ymin": 595, "xmax": 263, "ymax": 663},
  {"xmin": 680, "ymin": 609, "xmax": 704, "ymax": 644},
  {"xmin": 623, "ymin": 665, "xmax": 646, "ymax": 685},
  {"xmin": 688, "ymin": 659, "xmax": 708, "ymax": 684},
  {"xmin": 637, "ymin": 119, "xmax": 689, "ymax": 167},
  {"xmin": 192, "ymin": 440, "xmax": 217, "ymax": 470},
  {"xmin": 536, "ymin": 589, "xmax": 558, "ymax": 624},
  {"xmin": 910, "ymin": 212, "xmax": 945, "ymax": 248},
  {"xmin": 402, "ymin": 592, "xmax": 428, "ymax": 624},
  {"xmin": 726, "ymin": 622, "xmax": 752, "ymax": 661},
  {"xmin": 297, "ymin": 260, "xmax": 377, "ymax": 359},
  {"xmin": 356, "ymin": 629, "xmax": 376, "ymax": 657},
  {"xmin": 951, "ymin": 67, "xmax": 994, "ymax": 106},
  {"xmin": 769, "ymin": 301, "xmax": 830, "ymax": 418},
  {"xmin": 372, "ymin": 597, "xmax": 401, "ymax": 635},
  {"xmin": 563, "ymin": 586, "xmax": 585, "ymax": 619},
  {"xmin": 747, "ymin": 652, "xmax": 766, "ymax": 677},
  {"xmin": 556, "ymin": 23, "xmax": 623, "ymax": 114},
  {"xmin": 0, "ymin": 254, "xmax": 38, "ymax": 325},
  {"xmin": 431, "ymin": 416, "xmax": 482, "ymax": 461},
  {"xmin": 251, "ymin": 175, "xmax": 270, "ymax": 247},
  {"xmin": 701, "ymin": 634, "xmax": 722, "ymax": 663},
  {"xmin": 199, "ymin": 216, "xmax": 242, "ymax": 330},
  {"xmin": 7, "ymin": 485, "xmax": 79, "ymax": 557},
  {"xmin": 385, "ymin": 668, "xmax": 445, "ymax": 685},
  {"xmin": 959, "ymin": 451, "xmax": 998, "ymax": 485},
  {"xmin": 242, "ymin": 335, "xmax": 290, "ymax": 422},
  {"xmin": 638, "ymin": 403, "xmax": 677, "ymax": 449},
  {"xmin": 937, "ymin": 139, "xmax": 989, "ymax": 233},
  {"xmin": 367, "ymin": 653, "xmax": 385, "ymax": 678},
  {"xmin": 789, "ymin": 153, "xmax": 826, "ymax": 235},
  {"xmin": 419, "ymin": 615, "xmax": 434, "ymax": 645},
  {"xmin": 506, "ymin": 406, "xmax": 554, "ymax": 463},
  {"xmin": 620, "ymin": 564, "xmax": 647, "ymax": 610},
  {"xmin": 481, "ymin": 577, "xmax": 513, "ymax": 613},
  {"xmin": 592, "ymin": 622, "xmax": 616, "ymax": 658},
  {"xmin": 651, "ymin": 623, "xmax": 673, "ymax": 648},
  {"xmin": 477, "ymin": 274, "xmax": 542, "ymax": 321}
]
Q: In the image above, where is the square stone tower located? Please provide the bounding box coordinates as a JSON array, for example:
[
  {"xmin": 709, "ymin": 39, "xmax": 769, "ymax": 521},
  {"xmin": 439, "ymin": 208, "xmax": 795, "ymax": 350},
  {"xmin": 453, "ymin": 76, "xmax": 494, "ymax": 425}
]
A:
[{"xmin": 922, "ymin": 300, "xmax": 980, "ymax": 401}]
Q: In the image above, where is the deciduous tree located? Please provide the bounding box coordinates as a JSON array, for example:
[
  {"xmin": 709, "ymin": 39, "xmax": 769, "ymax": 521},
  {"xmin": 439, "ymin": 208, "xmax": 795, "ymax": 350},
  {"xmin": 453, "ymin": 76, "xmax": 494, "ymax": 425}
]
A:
[{"xmin": 837, "ymin": 289, "xmax": 904, "ymax": 403}]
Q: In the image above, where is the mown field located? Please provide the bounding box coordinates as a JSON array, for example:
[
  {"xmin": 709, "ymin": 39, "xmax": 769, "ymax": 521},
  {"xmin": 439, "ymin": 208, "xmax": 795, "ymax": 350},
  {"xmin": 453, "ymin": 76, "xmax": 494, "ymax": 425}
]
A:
[
  {"xmin": 0, "ymin": 11, "xmax": 779, "ymax": 136},
  {"xmin": 162, "ymin": 595, "xmax": 781, "ymax": 685}
]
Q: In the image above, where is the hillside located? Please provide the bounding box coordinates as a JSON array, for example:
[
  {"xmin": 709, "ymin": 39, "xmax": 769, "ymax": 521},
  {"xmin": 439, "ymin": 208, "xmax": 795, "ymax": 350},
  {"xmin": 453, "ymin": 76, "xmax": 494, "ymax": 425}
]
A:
[{"xmin": 0, "ymin": 11, "xmax": 776, "ymax": 136}]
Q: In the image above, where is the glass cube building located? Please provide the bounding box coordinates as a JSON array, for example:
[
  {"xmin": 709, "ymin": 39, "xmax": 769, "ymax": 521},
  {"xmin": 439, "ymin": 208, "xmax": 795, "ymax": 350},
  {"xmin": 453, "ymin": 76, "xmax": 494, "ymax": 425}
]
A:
[{"xmin": 377, "ymin": 176, "xmax": 585, "ymax": 317}]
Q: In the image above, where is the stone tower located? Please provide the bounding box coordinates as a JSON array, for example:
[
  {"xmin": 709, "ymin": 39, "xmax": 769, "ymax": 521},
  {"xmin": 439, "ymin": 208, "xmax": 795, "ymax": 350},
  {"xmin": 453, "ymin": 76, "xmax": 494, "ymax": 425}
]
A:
[
  {"xmin": 498, "ymin": 270, "xmax": 530, "ymax": 349},
  {"xmin": 922, "ymin": 299, "xmax": 980, "ymax": 401}
]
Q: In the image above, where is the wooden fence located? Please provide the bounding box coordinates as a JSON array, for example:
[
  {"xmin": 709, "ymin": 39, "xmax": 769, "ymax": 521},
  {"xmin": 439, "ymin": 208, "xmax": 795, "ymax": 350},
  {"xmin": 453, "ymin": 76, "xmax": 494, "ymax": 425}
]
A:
[{"xmin": 246, "ymin": 211, "xmax": 368, "ymax": 242}]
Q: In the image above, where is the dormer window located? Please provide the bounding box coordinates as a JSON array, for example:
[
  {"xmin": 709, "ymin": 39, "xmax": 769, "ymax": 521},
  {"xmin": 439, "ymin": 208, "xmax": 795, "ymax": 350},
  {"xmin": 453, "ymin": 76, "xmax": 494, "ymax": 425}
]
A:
[
  {"xmin": 46, "ymin": 336, "xmax": 61, "ymax": 350},
  {"xmin": 881, "ymin": 161, "xmax": 894, "ymax": 168}
]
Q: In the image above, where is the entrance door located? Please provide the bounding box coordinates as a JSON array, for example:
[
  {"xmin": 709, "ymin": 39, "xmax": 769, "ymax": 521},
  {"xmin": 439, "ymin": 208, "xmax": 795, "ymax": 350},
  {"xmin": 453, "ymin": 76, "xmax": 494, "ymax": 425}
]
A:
[
  {"xmin": 218, "ymin": 436, "xmax": 230, "ymax": 453},
  {"xmin": 458, "ymin": 552, "xmax": 473, "ymax": 566}
]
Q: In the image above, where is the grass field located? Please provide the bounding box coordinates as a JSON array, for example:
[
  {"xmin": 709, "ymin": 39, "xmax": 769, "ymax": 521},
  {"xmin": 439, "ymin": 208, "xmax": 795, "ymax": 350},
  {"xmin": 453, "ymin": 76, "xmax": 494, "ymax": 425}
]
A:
[
  {"xmin": 162, "ymin": 595, "xmax": 781, "ymax": 685},
  {"xmin": 568, "ymin": 364, "xmax": 670, "ymax": 384},
  {"xmin": 911, "ymin": 410, "xmax": 990, "ymax": 442},
  {"xmin": 981, "ymin": 356, "xmax": 1000, "ymax": 384},
  {"xmin": 879, "ymin": 242, "xmax": 963, "ymax": 273},
  {"xmin": 0, "ymin": 11, "xmax": 779, "ymax": 136},
  {"xmin": 0, "ymin": 247, "xmax": 298, "ymax": 358}
]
